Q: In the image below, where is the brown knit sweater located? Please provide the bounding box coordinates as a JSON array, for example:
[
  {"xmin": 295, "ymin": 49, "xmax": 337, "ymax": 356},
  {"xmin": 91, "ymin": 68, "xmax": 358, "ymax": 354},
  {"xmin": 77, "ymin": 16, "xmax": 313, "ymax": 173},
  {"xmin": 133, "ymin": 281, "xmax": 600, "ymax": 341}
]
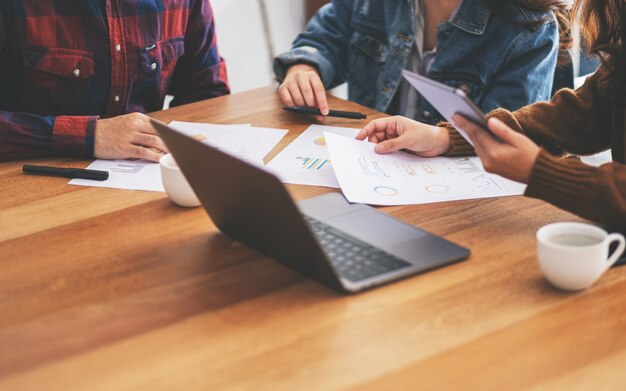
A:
[{"xmin": 443, "ymin": 66, "xmax": 626, "ymax": 230}]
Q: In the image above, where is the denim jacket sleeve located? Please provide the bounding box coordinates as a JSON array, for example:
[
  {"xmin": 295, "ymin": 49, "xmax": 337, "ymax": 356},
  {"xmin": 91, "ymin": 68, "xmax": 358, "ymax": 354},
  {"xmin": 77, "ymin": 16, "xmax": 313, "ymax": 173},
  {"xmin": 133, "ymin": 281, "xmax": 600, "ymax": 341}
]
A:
[
  {"xmin": 273, "ymin": 1, "xmax": 353, "ymax": 89},
  {"xmin": 479, "ymin": 19, "xmax": 559, "ymax": 112}
]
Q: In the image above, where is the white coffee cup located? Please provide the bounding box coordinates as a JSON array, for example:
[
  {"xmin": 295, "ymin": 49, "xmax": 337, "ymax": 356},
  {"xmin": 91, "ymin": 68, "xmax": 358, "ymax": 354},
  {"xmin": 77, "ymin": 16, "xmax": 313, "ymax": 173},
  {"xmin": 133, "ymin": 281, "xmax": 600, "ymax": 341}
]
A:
[
  {"xmin": 159, "ymin": 153, "xmax": 201, "ymax": 208},
  {"xmin": 536, "ymin": 222, "xmax": 625, "ymax": 291}
]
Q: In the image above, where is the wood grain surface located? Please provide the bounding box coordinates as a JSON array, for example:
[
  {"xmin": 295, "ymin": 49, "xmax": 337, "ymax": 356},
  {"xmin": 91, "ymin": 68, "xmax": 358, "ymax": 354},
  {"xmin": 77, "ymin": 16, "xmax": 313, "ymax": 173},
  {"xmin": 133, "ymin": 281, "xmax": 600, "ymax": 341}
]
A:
[{"xmin": 1, "ymin": 87, "xmax": 624, "ymax": 390}]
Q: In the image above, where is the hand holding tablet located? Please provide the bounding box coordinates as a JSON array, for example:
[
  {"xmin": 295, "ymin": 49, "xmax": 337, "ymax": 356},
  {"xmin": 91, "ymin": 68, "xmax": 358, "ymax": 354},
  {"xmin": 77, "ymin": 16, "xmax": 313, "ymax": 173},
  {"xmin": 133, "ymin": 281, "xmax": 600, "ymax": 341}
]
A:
[{"xmin": 401, "ymin": 70, "xmax": 501, "ymax": 145}]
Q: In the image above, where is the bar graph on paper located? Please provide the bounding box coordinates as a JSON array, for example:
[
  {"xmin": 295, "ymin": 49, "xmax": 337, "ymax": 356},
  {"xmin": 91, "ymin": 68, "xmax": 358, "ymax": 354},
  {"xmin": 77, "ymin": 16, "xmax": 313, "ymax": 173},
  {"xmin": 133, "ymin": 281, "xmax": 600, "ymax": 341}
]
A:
[
  {"xmin": 110, "ymin": 162, "xmax": 146, "ymax": 174},
  {"xmin": 297, "ymin": 157, "xmax": 331, "ymax": 170}
]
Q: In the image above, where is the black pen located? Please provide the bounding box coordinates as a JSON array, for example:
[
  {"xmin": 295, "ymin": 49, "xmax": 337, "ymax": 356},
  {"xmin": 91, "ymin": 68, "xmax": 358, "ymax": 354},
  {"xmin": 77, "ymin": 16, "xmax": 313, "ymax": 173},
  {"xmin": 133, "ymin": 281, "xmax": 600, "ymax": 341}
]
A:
[
  {"xmin": 23, "ymin": 164, "xmax": 109, "ymax": 181},
  {"xmin": 283, "ymin": 106, "xmax": 367, "ymax": 120}
]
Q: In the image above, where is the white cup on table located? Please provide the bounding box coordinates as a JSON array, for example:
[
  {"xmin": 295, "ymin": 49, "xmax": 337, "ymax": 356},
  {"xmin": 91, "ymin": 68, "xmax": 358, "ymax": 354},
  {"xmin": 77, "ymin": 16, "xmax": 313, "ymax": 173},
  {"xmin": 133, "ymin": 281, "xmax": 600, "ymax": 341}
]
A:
[
  {"xmin": 159, "ymin": 153, "xmax": 201, "ymax": 208},
  {"xmin": 536, "ymin": 222, "xmax": 625, "ymax": 291}
]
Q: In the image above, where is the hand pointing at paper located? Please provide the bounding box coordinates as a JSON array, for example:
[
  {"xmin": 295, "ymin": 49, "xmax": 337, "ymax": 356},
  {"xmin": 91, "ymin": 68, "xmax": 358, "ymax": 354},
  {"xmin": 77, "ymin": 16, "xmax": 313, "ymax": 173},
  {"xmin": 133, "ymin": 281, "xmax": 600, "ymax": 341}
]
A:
[
  {"xmin": 357, "ymin": 114, "xmax": 540, "ymax": 185},
  {"xmin": 356, "ymin": 116, "xmax": 451, "ymax": 157}
]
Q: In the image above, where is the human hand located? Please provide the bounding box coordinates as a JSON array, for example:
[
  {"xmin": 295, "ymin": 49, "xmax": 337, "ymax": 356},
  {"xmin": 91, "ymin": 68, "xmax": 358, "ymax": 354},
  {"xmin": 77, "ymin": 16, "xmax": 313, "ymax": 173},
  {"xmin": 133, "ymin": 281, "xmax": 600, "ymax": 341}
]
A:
[
  {"xmin": 278, "ymin": 63, "xmax": 329, "ymax": 121},
  {"xmin": 355, "ymin": 116, "xmax": 451, "ymax": 157},
  {"xmin": 94, "ymin": 113, "xmax": 169, "ymax": 162},
  {"xmin": 451, "ymin": 115, "xmax": 540, "ymax": 184}
]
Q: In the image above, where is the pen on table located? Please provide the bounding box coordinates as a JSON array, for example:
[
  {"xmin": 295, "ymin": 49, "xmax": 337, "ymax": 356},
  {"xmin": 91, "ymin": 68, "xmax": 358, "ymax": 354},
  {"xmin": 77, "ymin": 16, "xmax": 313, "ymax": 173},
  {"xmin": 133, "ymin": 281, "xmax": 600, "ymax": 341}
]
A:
[
  {"xmin": 22, "ymin": 164, "xmax": 109, "ymax": 181},
  {"xmin": 283, "ymin": 106, "xmax": 367, "ymax": 120}
]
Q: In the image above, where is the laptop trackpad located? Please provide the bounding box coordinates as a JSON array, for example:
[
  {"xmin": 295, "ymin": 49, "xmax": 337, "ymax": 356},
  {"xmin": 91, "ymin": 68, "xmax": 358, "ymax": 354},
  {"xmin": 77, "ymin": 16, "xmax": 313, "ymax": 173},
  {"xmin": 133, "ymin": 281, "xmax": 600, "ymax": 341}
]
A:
[
  {"xmin": 299, "ymin": 193, "xmax": 467, "ymax": 264},
  {"xmin": 325, "ymin": 209, "xmax": 427, "ymax": 248}
]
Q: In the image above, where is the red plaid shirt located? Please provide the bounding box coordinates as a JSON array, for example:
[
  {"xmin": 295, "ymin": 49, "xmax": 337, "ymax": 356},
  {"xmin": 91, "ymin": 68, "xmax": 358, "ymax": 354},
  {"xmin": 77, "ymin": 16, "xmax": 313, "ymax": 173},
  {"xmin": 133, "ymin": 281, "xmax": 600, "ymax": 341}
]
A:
[{"xmin": 0, "ymin": 0, "xmax": 229, "ymax": 161}]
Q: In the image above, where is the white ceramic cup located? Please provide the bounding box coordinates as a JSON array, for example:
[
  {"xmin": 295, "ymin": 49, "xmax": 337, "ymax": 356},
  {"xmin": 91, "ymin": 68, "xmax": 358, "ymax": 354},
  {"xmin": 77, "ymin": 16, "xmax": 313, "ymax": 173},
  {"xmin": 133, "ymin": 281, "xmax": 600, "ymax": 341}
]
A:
[
  {"xmin": 536, "ymin": 222, "xmax": 625, "ymax": 291},
  {"xmin": 159, "ymin": 153, "xmax": 201, "ymax": 208}
]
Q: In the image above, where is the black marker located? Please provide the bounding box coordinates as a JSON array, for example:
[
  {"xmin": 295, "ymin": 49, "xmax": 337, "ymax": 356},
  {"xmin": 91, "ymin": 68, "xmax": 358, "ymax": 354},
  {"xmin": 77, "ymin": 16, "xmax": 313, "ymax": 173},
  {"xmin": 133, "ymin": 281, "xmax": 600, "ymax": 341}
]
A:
[
  {"xmin": 23, "ymin": 164, "xmax": 109, "ymax": 181},
  {"xmin": 283, "ymin": 106, "xmax": 367, "ymax": 120}
]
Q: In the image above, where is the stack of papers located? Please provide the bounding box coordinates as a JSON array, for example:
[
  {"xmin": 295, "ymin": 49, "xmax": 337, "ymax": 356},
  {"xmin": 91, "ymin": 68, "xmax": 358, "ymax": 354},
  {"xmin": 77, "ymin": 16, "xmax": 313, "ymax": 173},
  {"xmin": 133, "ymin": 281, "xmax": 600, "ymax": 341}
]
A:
[
  {"xmin": 70, "ymin": 122, "xmax": 288, "ymax": 192},
  {"xmin": 71, "ymin": 122, "xmax": 526, "ymax": 207},
  {"xmin": 323, "ymin": 132, "xmax": 526, "ymax": 206}
]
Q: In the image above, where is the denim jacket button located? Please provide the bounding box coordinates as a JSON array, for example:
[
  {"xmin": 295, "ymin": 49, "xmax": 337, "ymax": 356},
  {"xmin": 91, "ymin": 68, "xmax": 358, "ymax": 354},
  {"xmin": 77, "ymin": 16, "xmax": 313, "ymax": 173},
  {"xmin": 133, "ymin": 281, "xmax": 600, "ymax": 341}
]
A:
[
  {"xmin": 421, "ymin": 111, "xmax": 432, "ymax": 120},
  {"xmin": 382, "ymin": 86, "xmax": 391, "ymax": 94},
  {"xmin": 459, "ymin": 84, "xmax": 470, "ymax": 94}
]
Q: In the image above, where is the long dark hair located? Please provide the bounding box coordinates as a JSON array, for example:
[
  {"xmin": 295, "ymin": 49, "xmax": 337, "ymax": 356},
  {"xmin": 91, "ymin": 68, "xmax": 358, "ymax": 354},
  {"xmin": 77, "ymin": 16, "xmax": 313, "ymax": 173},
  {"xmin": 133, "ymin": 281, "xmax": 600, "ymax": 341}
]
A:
[
  {"xmin": 485, "ymin": 0, "xmax": 573, "ymax": 53},
  {"xmin": 574, "ymin": 0, "xmax": 623, "ymax": 67}
]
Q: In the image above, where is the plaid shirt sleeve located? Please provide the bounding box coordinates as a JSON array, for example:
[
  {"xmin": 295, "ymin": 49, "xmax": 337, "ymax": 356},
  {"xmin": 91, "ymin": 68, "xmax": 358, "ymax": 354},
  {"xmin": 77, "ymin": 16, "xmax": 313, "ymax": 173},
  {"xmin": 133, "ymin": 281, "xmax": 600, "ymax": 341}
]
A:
[
  {"xmin": 0, "ymin": 114, "xmax": 98, "ymax": 162},
  {"xmin": 0, "ymin": 0, "xmax": 229, "ymax": 162},
  {"xmin": 168, "ymin": 0, "xmax": 230, "ymax": 107}
]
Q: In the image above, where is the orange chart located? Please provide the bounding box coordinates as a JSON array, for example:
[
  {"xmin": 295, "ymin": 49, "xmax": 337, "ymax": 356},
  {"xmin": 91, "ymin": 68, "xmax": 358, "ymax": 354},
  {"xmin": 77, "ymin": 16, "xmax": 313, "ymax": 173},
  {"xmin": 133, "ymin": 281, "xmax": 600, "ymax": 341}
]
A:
[
  {"xmin": 425, "ymin": 184, "xmax": 449, "ymax": 193},
  {"xmin": 313, "ymin": 137, "xmax": 327, "ymax": 146}
]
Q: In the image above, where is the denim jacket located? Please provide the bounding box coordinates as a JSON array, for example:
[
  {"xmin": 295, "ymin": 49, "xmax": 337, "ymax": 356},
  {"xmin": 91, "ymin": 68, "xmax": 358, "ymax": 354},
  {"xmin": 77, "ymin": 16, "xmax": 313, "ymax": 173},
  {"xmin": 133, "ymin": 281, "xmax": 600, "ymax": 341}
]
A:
[{"xmin": 274, "ymin": 0, "xmax": 560, "ymax": 125}]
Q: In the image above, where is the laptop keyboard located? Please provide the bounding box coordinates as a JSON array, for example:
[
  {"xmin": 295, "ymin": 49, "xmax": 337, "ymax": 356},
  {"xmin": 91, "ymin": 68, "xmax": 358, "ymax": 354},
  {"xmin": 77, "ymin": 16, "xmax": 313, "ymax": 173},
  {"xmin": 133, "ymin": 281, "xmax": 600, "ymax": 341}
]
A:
[{"xmin": 303, "ymin": 215, "xmax": 412, "ymax": 282}]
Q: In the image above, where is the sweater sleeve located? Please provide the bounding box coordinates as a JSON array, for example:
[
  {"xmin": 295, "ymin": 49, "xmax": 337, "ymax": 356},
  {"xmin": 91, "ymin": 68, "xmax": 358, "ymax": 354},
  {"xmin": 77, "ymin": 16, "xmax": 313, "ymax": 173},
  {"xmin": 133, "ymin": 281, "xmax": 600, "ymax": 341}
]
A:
[
  {"xmin": 526, "ymin": 150, "xmax": 626, "ymax": 230},
  {"xmin": 438, "ymin": 67, "xmax": 626, "ymax": 228},
  {"xmin": 442, "ymin": 66, "xmax": 614, "ymax": 157},
  {"xmin": 493, "ymin": 68, "xmax": 613, "ymax": 155}
]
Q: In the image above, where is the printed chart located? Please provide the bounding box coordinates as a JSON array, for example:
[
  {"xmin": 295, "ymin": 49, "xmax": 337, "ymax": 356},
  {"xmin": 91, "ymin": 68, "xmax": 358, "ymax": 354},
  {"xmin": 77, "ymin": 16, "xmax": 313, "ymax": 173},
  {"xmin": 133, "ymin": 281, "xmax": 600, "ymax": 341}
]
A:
[
  {"xmin": 70, "ymin": 159, "xmax": 165, "ymax": 192},
  {"xmin": 266, "ymin": 124, "xmax": 361, "ymax": 188},
  {"xmin": 297, "ymin": 157, "xmax": 331, "ymax": 171},
  {"xmin": 324, "ymin": 132, "xmax": 526, "ymax": 206}
]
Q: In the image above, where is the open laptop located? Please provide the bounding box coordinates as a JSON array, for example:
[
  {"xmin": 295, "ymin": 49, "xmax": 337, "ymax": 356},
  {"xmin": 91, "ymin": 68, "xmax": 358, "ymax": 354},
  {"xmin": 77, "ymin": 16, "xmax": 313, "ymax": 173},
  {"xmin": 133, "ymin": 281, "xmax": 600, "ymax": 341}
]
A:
[{"xmin": 153, "ymin": 120, "xmax": 470, "ymax": 293}]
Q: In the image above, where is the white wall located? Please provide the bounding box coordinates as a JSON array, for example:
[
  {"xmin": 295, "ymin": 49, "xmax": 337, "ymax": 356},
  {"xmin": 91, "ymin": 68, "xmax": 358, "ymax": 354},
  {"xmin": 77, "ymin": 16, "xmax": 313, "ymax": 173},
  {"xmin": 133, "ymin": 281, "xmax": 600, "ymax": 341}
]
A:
[{"xmin": 211, "ymin": 0, "xmax": 305, "ymax": 93}]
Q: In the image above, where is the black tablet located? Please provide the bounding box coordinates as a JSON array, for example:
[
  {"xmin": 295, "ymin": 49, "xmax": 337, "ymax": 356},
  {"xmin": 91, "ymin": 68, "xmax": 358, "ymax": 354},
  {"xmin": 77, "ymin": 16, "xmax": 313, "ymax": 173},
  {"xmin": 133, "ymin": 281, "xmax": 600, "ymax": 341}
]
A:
[{"xmin": 401, "ymin": 70, "xmax": 497, "ymax": 145}]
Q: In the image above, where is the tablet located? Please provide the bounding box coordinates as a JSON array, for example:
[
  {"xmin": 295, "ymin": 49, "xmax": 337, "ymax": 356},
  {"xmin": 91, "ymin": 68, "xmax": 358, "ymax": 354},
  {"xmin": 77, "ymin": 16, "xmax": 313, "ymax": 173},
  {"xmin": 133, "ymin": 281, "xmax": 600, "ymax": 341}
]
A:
[{"xmin": 401, "ymin": 69, "xmax": 495, "ymax": 146}]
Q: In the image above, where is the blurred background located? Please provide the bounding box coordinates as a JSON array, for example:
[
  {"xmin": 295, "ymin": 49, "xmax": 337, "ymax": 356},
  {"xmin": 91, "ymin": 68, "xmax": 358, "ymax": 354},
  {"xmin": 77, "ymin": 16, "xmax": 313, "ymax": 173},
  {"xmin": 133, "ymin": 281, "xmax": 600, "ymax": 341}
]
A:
[{"xmin": 212, "ymin": 0, "xmax": 327, "ymax": 93}]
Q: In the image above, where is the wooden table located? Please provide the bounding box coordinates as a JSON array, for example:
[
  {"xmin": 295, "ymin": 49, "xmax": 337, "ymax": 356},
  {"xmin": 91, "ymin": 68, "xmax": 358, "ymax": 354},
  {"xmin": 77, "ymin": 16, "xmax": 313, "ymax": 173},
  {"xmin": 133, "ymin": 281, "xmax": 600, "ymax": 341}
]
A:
[{"xmin": 2, "ymin": 87, "xmax": 626, "ymax": 390}]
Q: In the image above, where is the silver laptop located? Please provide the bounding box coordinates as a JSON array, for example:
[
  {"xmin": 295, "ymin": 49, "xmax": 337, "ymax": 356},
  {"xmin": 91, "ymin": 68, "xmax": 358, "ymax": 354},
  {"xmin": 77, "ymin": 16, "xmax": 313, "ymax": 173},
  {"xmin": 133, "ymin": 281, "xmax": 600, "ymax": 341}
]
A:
[{"xmin": 153, "ymin": 120, "xmax": 470, "ymax": 293}]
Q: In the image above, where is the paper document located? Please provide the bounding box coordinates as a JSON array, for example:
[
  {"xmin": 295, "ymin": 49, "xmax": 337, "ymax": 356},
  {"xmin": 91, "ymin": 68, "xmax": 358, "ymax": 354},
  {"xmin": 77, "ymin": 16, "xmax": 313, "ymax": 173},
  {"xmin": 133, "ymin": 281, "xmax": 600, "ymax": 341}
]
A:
[
  {"xmin": 70, "ymin": 158, "xmax": 165, "ymax": 191},
  {"xmin": 581, "ymin": 150, "xmax": 612, "ymax": 167},
  {"xmin": 70, "ymin": 122, "xmax": 288, "ymax": 192},
  {"xmin": 265, "ymin": 124, "xmax": 361, "ymax": 188},
  {"xmin": 169, "ymin": 121, "xmax": 287, "ymax": 166},
  {"xmin": 324, "ymin": 132, "xmax": 526, "ymax": 206}
]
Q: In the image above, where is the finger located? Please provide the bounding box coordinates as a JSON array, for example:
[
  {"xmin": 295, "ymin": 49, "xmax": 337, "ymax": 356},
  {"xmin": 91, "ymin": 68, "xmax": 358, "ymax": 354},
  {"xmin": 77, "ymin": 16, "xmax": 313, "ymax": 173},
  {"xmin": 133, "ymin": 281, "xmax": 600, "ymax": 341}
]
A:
[
  {"xmin": 369, "ymin": 133, "xmax": 385, "ymax": 144},
  {"xmin": 487, "ymin": 117, "xmax": 525, "ymax": 145},
  {"xmin": 130, "ymin": 145, "xmax": 164, "ymax": 162},
  {"xmin": 356, "ymin": 119, "xmax": 382, "ymax": 140},
  {"xmin": 296, "ymin": 75, "xmax": 316, "ymax": 107},
  {"xmin": 288, "ymin": 84, "xmax": 306, "ymax": 107},
  {"xmin": 133, "ymin": 133, "xmax": 169, "ymax": 153},
  {"xmin": 279, "ymin": 86, "xmax": 295, "ymax": 107},
  {"xmin": 452, "ymin": 115, "xmax": 497, "ymax": 149},
  {"xmin": 374, "ymin": 132, "xmax": 414, "ymax": 154},
  {"xmin": 374, "ymin": 138, "xmax": 399, "ymax": 154},
  {"xmin": 356, "ymin": 118, "xmax": 399, "ymax": 141},
  {"xmin": 310, "ymin": 77, "xmax": 329, "ymax": 115}
]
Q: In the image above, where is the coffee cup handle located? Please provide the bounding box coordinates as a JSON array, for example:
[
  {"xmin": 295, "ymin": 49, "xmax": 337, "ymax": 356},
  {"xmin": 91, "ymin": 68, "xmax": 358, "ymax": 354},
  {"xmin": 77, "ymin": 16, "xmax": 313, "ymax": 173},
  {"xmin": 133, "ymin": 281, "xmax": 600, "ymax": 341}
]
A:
[{"xmin": 606, "ymin": 233, "xmax": 626, "ymax": 269}]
